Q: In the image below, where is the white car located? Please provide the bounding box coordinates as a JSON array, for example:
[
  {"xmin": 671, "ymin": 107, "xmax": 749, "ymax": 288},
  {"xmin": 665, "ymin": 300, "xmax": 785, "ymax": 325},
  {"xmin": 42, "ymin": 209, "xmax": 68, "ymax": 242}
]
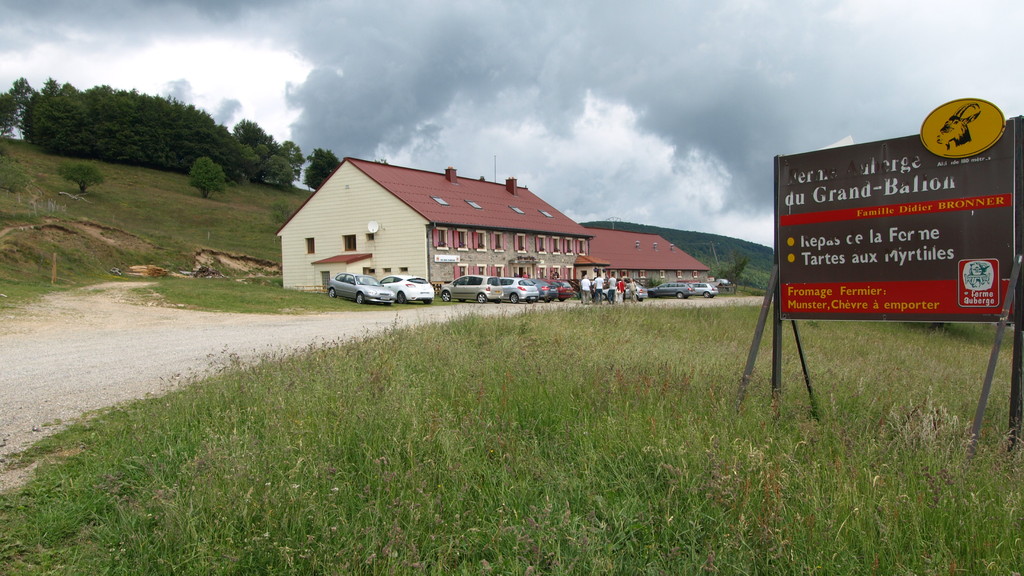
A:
[{"xmin": 380, "ymin": 274, "xmax": 435, "ymax": 304}]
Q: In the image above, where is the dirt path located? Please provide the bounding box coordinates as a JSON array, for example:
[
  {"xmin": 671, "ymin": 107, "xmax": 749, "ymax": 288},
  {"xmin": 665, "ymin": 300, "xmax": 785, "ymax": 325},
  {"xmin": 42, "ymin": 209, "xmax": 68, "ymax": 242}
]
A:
[{"xmin": 0, "ymin": 283, "xmax": 759, "ymax": 491}]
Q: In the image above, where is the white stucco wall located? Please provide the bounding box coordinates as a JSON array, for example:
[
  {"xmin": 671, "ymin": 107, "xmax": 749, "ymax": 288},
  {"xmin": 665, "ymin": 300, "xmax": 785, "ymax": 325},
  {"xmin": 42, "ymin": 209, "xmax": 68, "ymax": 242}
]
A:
[{"xmin": 278, "ymin": 163, "xmax": 429, "ymax": 288}]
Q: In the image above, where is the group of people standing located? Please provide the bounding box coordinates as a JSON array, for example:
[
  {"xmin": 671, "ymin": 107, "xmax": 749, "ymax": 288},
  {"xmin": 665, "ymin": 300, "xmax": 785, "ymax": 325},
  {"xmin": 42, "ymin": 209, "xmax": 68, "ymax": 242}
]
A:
[{"xmin": 578, "ymin": 271, "xmax": 640, "ymax": 305}]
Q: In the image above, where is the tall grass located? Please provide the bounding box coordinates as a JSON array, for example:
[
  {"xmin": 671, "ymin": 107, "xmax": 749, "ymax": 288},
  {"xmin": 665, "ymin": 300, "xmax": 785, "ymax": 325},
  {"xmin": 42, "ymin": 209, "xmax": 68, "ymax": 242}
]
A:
[{"xmin": 2, "ymin": 305, "xmax": 1023, "ymax": 574}]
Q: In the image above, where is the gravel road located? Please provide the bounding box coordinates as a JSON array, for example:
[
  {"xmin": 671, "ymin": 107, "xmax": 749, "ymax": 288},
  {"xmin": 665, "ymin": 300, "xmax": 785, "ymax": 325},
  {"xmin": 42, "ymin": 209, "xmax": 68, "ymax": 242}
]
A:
[{"xmin": 0, "ymin": 282, "xmax": 759, "ymax": 491}]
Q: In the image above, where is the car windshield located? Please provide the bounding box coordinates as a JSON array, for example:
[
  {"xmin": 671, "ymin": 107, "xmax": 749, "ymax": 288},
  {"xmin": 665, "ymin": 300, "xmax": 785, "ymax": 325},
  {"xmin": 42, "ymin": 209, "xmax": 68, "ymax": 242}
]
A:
[{"xmin": 355, "ymin": 275, "xmax": 381, "ymax": 286}]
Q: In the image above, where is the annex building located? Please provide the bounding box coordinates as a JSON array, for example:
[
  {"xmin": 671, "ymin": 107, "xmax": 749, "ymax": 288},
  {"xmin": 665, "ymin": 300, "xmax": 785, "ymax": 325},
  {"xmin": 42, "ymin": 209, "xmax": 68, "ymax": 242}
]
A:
[{"xmin": 583, "ymin": 226, "xmax": 710, "ymax": 283}]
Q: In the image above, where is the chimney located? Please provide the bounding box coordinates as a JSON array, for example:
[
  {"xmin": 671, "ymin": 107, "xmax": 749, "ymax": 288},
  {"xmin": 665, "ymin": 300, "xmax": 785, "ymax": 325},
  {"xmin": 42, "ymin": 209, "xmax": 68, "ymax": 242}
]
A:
[
  {"xmin": 505, "ymin": 177, "xmax": 518, "ymax": 195},
  {"xmin": 445, "ymin": 166, "xmax": 458, "ymax": 184}
]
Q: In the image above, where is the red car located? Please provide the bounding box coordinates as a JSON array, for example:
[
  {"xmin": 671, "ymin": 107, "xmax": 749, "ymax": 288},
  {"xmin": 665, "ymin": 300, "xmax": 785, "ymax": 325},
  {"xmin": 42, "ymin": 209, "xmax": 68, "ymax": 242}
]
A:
[{"xmin": 545, "ymin": 279, "xmax": 576, "ymax": 301}]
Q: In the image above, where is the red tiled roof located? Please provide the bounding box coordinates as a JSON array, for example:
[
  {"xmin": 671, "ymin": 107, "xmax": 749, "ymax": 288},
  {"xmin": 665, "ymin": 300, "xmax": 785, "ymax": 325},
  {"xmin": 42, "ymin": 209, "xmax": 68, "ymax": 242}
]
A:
[
  {"xmin": 574, "ymin": 254, "xmax": 610, "ymax": 267},
  {"xmin": 311, "ymin": 253, "xmax": 373, "ymax": 265},
  {"xmin": 347, "ymin": 158, "xmax": 591, "ymax": 237},
  {"xmin": 585, "ymin": 227, "xmax": 709, "ymax": 271}
]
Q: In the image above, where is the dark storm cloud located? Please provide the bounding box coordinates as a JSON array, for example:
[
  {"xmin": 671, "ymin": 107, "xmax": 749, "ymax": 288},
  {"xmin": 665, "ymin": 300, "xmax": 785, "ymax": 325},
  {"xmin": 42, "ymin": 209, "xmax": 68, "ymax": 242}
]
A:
[
  {"xmin": 161, "ymin": 79, "xmax": 193, "ymax": 103},
  {"xmin": 286, "ymin": 2, "xmax": 552, "ymax": 158},
  {"xmin": 212, "ymin": 99, "xmax": 243, "ymax": 127},
  {"xmin": 4, "ymin": 0, "xmax": 1024, "ymax": 245}
]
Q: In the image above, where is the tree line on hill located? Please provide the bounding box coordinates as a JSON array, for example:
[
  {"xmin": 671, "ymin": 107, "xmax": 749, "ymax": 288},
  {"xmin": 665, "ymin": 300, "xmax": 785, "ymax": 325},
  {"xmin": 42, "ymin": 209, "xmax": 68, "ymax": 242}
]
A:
[{"xmin": 0, "ymin": 77, "xmax": 341, "ymax": 191}]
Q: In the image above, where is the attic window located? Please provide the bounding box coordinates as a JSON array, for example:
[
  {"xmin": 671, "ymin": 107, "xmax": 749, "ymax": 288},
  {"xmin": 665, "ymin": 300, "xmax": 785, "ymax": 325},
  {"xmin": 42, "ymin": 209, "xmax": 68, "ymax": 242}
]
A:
[
  {"xmin": 635, "ymin": 241, "xmax": 640, "ymax": 250},
  {"xmin": 653, "ymin": 242, "xmax": 658, "ymax": 251},
  {"xmin": 539, "ymin": 210, "xmax": 553, "ymax": 218},
  {"xmin": 466, "ymin": 200, "xmax": 482, "ymax": 209},
  {"xmin": 431, "ymin": 196, "xmax": 450, "ymax": 206},
  {"xmin": 509, "ymin": 205, "xmax": 525, "ymax": 214}
]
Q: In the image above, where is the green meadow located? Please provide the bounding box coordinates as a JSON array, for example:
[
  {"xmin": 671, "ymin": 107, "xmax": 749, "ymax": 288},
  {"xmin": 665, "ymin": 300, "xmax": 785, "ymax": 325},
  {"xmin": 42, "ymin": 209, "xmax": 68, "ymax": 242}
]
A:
[{"xmin": 2, "ymin": 302, "xmax": 1022, "ymax": 574}]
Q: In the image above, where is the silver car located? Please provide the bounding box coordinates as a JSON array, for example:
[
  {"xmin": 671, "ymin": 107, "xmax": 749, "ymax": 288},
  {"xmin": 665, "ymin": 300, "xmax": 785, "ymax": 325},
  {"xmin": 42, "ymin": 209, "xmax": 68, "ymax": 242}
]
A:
[
  {"xmin": 647, "ymin": 282, "xmax": 693, "ymax": 299},
  {"xmin": 327, "ymin": 273, "xmax": 394, "ymax": 305},
  {"xmin": 498, "ymin": 277, "xmax": 540, "ymax": 303},
  {"xmin": 626, "ymin": 282, "xmax": 647, "ymax": 302},
  {"xmin": 440, "ymin": 275, "xmax": 503, "ymax": 303},
  {"xmin": 380, "ymin": 274, "xmax": 434, "ymax": 304},
  {"xmin": 688, "ymin": 282, "xmax": 720, "ymax": 298}
]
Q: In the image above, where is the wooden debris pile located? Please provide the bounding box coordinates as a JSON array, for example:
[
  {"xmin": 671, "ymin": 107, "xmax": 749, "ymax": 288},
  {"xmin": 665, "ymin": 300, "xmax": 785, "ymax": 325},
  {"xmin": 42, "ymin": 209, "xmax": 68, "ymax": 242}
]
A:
[
  {"xmin": 125, "ymin": 265, "xmax": 168, "ymax": 277},
  {"xmin": 191, "ymin": 265, "xmax": 225, "ymax": 278}
]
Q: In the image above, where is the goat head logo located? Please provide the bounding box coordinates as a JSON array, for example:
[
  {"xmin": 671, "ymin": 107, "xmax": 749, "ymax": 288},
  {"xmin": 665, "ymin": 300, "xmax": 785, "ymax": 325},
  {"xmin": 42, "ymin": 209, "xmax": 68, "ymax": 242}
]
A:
[
  {"xmin": 936, "ymin": 103, "xmax": 981, "ymax": 151},
  {"xmin": 921, "ymin": 98, "xmax": 1004, "ymax": 159}
]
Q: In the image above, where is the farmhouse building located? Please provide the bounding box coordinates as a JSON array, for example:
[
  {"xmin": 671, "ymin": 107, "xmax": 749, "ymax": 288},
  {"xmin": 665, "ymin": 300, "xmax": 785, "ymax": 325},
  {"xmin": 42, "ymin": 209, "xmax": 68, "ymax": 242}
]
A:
[
  {"xmin": 277, "ymin": 158, "xmax": 593, "ymax": 289},
  {"xmin": 583, "ymin": 226, "xmax": 710, "ymax": 285}
]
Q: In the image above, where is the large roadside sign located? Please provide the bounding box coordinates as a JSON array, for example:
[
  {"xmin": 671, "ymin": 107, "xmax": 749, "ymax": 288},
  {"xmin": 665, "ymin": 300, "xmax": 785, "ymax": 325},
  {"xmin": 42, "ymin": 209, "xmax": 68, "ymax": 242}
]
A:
[{"xmin": 776, "ymin": 103, "xmax": 1018, "ymax": 323}]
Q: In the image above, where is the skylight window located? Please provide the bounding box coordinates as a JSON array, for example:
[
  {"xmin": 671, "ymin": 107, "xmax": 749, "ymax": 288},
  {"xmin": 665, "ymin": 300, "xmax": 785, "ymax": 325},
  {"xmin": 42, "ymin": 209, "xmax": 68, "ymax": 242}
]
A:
[
  {"xmin": 466, "ymin": 200, "xmax": 482, "ymax": 209},
  {"xmin": 539, "ymin": 210, "xmax": 553, "ymax": 218},
  {"xmin": 431, "ymin": 196, "xmax": 450, "ymax": 206},
  {"xmin": 509, "ymin": 205, "xmax": 525, "ymax": 214}
]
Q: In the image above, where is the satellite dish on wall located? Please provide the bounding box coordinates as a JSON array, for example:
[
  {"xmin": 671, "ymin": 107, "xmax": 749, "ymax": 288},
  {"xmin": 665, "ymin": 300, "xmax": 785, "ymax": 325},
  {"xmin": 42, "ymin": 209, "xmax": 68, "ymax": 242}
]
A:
[{"xmin": 367, "ymin": 221, "xmax": 380, "ymax": 233}]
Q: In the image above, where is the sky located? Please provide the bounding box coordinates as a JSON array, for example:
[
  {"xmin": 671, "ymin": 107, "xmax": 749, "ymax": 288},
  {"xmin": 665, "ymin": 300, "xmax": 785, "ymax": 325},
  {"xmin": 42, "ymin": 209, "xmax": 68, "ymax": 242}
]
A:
[{"xmin": 2, "ymin": 1, "xmax": 1022, "ymax": 248}]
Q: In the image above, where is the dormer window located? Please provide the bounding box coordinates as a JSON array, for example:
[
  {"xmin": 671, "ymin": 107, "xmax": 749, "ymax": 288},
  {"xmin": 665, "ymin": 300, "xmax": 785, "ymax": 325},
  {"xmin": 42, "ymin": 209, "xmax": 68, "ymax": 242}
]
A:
[
  {"xmin": 635, "ymin": 241, "xmax": 640, "ymax": 250},
  {"xmin": 539, "ymin": 210, "xmax": 553, "ymax": 218},
  {"xmin": 466, "ymin": 200, "xmax": 482, "ymax": 209},
  {"xmin": 653, "ymin": 242, "xmax": 658, "ymax": 251},
  {"xmin": 431, "ymin": 196, "xmax": 450, "ymax": 206},
  {"xmin": 509, "ymin": 206, "xmax": 525, "ymax": 214}
]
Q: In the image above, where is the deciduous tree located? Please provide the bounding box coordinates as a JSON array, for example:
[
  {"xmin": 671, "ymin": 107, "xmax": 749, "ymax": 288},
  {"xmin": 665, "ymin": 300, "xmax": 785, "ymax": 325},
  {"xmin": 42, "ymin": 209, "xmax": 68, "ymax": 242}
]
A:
[
  {"xmin": 303, "ymin": 148, "xmax": 340, "ymax": 190},
  {"xmin": 58, "ymin": 161, "xmax": 104, "ymax": 194},
  {"xmin": 189, "ymin": 156, "xmax": 227, "ymax": 198}
]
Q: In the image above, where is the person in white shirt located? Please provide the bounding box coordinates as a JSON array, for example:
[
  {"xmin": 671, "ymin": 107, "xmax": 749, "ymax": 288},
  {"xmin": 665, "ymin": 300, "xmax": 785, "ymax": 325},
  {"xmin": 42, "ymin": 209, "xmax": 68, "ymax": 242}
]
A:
[
  {"xmin": 580, "ymin": 273, "xmax": 592, "ymax": 305},
  {"xmin": 594, "ymin": 274, "xmax": 605, "ymax": 304}
]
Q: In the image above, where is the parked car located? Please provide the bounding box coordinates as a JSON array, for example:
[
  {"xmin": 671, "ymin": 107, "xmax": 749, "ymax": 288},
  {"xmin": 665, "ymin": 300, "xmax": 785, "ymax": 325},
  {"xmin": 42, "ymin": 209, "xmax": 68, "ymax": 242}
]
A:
[
  {"xmin": 688, "ymin": 282, "xmax": 720, "ymax": 298},
  {"xmin": 497, "ymin": 277, "xmax": 540, "ymax": 303},
  {"xmin": 647, "ymin": 282, "xmax": 694, "ymax": 299},
  {"xmin": 531, "ymin": 279, "xmax": 557, "ymax": 302},
  {"xmin": 440, "ymin": 275, "xmax": 502, "ymax": 303},
  {"xmin": 546, "ymin": 279, "xmax": 576, "ymax": 301},
  {"xmin": 379, "ymin": 274, "xmax": 434, "ymax": 304},
  {"xmin": 327, "ymin": 273, "xmax": 394, "ymax": 305},
  {"xmin": 626, "ymin": 282, "xmax": 647, "ymax": 302}
]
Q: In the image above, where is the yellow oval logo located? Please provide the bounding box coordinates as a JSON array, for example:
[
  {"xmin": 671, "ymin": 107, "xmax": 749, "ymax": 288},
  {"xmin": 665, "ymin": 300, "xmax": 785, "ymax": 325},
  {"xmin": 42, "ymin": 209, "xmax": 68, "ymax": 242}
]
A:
[{"xmin": 920, "ymin": 98, "xmax": 1005, "ymax": 158}]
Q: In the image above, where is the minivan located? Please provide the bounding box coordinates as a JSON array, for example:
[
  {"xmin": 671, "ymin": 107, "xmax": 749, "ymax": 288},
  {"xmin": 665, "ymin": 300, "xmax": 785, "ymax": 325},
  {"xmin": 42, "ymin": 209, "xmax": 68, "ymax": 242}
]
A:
[{"xmin": 439, "ymin": 275, "xmax": 502, "ymax": 303}]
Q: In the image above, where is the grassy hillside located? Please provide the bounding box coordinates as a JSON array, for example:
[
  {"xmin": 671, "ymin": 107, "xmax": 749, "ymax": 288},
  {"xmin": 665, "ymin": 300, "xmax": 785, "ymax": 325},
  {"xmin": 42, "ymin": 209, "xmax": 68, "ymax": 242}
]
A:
[
  {"xmin": 584, "ymin": 220, "xmax": 775, "ymax": 289},
  {"xmin": 0, "ymin": 140, "xmax": 773, "ymax": 299},
  {"xmin": 0, "ymin": 140, "xmax": 309, "ymax": 295}
]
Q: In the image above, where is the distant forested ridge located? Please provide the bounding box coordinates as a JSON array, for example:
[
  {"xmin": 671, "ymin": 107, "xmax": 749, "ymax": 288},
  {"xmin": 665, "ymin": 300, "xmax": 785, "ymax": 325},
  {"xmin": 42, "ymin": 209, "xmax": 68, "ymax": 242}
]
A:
[
  {"xmin": 1, "ymin": 78, "xmax": 317, "ymax": 188},
  {"xmin": 583, "ymin": 220, "xmax": 774, "ymax": 289}
]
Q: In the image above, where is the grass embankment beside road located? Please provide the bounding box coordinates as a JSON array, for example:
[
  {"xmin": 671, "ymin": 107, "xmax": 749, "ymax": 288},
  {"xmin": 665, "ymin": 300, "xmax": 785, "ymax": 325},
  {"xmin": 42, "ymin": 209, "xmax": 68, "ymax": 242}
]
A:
[
  {"xmin": 0, "ymin": 140, "xmax": 309, "ymax": 307},
  {"xmin": 2, "ymin": 303, "xmax": 1022, "ymax": 574}
]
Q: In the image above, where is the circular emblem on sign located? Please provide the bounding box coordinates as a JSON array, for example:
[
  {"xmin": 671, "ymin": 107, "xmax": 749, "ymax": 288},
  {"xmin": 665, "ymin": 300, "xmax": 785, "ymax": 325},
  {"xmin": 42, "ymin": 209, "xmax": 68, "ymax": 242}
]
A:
[{"xmin": 920, "ymin": 98, "xmax": 1005, "ymax": 158}]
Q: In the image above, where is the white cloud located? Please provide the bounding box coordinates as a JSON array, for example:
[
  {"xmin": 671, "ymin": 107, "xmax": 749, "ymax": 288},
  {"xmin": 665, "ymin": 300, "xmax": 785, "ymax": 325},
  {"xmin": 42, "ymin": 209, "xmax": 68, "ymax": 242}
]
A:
[{"xmin": 380, "ymin": 91, "xmax": 761, "ymax": 242}]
